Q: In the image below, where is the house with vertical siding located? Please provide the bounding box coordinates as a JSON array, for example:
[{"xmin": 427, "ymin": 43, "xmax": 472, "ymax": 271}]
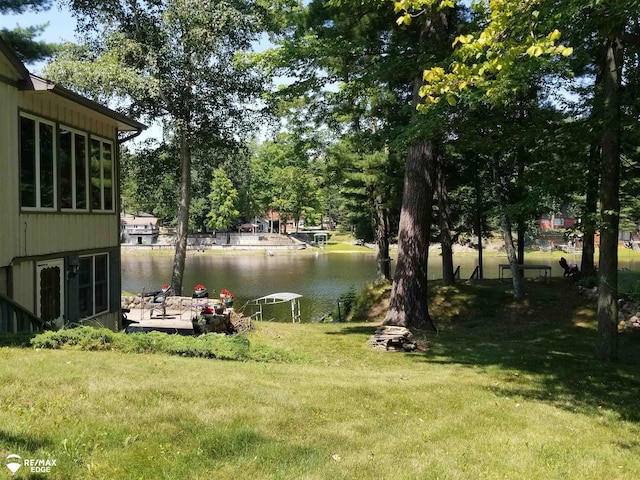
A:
[
  {"xmin": 120, "ymin": 212, "xmax": 160, "ymax": 245},
  {"xmin": 0, "ymin": 37, "xmax": 145, "ymax": 332}
]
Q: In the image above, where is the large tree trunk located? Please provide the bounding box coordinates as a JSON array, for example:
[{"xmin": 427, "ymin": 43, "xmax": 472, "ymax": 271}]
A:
[
  {"xmin": 383, "ymin": 139, "xmax": 438, "ymax": 331},
  {"xmin": 436, "ymin": 148, "xmax": 455, "ymax": 285},
  {"xmin": 171, "ymin": 123, "xmax": 192, "ymax": 296},
  {"xmin": 596, "ymin": 27, "xmax": 623, "ymax": 362},
  {"xmin": 581, "ymin": 143, "xmax": 600, "ymax": 277},
  {"xmin": 384, "ymin": 6, "xmax": 450, "ymax": 330}
]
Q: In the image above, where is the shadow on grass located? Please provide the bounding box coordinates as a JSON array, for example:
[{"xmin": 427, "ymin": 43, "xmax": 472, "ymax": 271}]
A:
[
  {"xmin": 413, "ymin": 278, "xmax": 640, "ymax": 422},
  {"xmin": 324, "ymin": 326, "xmax": 377, "ymax": 336},
  {"xmin": 0, "ymin": 429, "xmax": 53, "ymax": 452},
  {"xmin": 0, "ymin": 332, "xmax": 39, "ymax": 348},
  {"xmin": 200, "ymin": 425, "xmax": 325, "ymax": 470}
]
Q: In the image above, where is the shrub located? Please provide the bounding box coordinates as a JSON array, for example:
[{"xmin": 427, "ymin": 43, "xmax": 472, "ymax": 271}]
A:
[
  {"xmin": 161, "ymin": 334, "xmax": 251, "ymax": 360},
  {"xmin": 27, "ymin": 330, "xmax": 62, "ymax": 349},
  {"xmin": 30, "ymin": 327, "xmax": 293, "ymax": 363},
  {"xmin": 31, "ymin": 327, "xmax": 117, "ymax": 350},
  {"xmin": 332, "ymin": 286, "xmax": 358, "ymax": 321},
  {"xmin": 577, "ymin": 275, "xmax": 598, "ymax": 290},
  {"xmin": 618, "ymin": 270, "xmax": 640, "ymax": 303},
  {"xmin": 579, "ymin": 271, "xmax": 640, "ymax": 303},
  {"xmin": 0, "ymin": 332, "xmax": 36, "ymax": 348}
]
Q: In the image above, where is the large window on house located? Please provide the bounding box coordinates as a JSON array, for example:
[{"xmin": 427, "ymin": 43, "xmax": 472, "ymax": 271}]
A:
[
  {"xmin": 78, "ymin": 253, "xmax": 109, "ymax": 318},
  {"xmin": 20, "ymin": 114, "xmax": 56, "ymax": 210},
  {"xmin": 90, "ymin": 138, "xmax": 115, "ymax": 212},
  {"xmin": 59, "ymin": 127, "xmax": 88, "ymax": 210}
]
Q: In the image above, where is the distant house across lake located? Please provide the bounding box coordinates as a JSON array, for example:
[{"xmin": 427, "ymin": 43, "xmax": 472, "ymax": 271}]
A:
[
  {"xmin": 121, "ymin": 213, "xmax": 159, "ymax": 245},
  {"xmin": 538, "ymin": 215, "xmax": 578, "ymax": 230}
]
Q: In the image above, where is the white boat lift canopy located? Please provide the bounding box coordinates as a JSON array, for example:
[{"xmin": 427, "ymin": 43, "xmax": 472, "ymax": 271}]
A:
[
  {"xmin": 314, "ymin": 232, "xmax": 328, "ymax": 247},
  {"xmin": 247, "ymin": 292, "xmax": 302, "ymax": 323}
]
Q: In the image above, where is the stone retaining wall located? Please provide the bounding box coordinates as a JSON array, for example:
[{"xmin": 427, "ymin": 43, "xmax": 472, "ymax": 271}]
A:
[{"xmin": 121, "ymin": 294, "xmax": 218, "ymax": 311}]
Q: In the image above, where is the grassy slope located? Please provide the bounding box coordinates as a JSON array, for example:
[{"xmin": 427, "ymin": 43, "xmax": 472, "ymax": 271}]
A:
[{"xmin": 1, "ymin": 279, "xmax": 640, "ymax": 479}]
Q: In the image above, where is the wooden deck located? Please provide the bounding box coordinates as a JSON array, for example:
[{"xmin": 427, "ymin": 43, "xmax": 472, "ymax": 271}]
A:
[{"xmin": 123, "ymin": 296, "xmax": 230, "ymax": 323}]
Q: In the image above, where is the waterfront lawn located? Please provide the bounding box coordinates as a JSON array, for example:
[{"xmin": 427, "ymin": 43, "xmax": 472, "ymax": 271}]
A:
[{"xmin": 1, "ymin": 280, "xmax": 640, "ymax": 479}]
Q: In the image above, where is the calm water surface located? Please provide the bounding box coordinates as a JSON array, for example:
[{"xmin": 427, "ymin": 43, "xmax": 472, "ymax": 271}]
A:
[
  {"xmin": 122, "ymin": 253, "xmax": 383, "ymax": 321},
  {"xmin": 121, "ymin": 251, "xmax": 640, "ymax": 322}
]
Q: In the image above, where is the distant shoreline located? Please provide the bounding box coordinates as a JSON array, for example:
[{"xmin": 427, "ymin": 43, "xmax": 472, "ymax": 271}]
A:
[
  {"xmin": 120, "ymin": 244, "xmax": 378, "ymax": 257},
  {"xmin": 120, "ymin": 243, "xmax": 640, "ymax": 259}
]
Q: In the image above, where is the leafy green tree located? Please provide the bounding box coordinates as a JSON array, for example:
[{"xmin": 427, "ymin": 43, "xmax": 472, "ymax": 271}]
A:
[
  {"xmin": 50, "ymin": 0, "xmax": 265, "ymax": 295},
  {"xmin": 326, "ymin": 140, "xmax": 401, "ymax": 280},
  {"xmin": 259, "ymin": 0, "xmax": 415, "ymax": 286},
  {"xmin": 189, "ymin": 197, "xmax": 209, "ymax": 232},
  {"xmin": 399, "ymin": 0, "xmax": 640, "ymax": 360},
  {"xmin": 278, "ymin": 165, "xmax": 319, "ymax": 231},
  {"xmin": 620, "ymin": 146, "xmax": 640, "ymax": 237},
  {"xmin": 0, "ymin": 0, "xmax": 58, "ymax": 62},
  {"xmin": 189, "ymin": 144, "xmax": 252, "ymax": 231},
  {"xmin": 379, "ymin": 2, "xmax": 457, "ymax": 331},
  {"xmin": 532, "ymin": 0, "xmax": 640, "ymax": 361},
  {"xmin": 207, "ymin": 168, "xmax": 240, "ymax": 231},
  {"xmin": 324, "ymin": 142, "xmax": 372, "ymax": 237},
  {"xmin": 0, "ymin": 0, "xmax": 49, "ymax": 10},
  {"xmin": 121, "ymin": 138, "xmax": 251, "ymax": 233},
  {"xmin": 445, "ymin": 147, "xmax": 497, "ymax": 280},
  {"xmin": 388, "ymin": 0, "xmax": 574, "ymax": 305},
  {"xmin": 120, "ymin": 143, "xmax": 180, "ymax": 221},
  {"xmin": 250, "ymin": 133, "xmax": 321, "ymax": 232},
  {"xmin": 590, "ymin": 3, "xmax": 627, "ymax": 362}
]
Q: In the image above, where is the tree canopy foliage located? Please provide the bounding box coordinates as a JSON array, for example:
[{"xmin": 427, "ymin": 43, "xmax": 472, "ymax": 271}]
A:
[
  {"xmin": 207, "ymin": 168, "xmax": 240, "ymax": 231},
  {"xmin": 21, "ymin": 0, "xmax": 640, "ymax": 360},
  {"xmin": 47, "ymin": 0, "xmax": 267, "ymax": 294},
  {"xmin": 388, "ymin": 0, "xmax": 640, "ymax": 360},
  {"xmin": 0, "ymin": 0, "xmax": 58, "ymax": 62}
]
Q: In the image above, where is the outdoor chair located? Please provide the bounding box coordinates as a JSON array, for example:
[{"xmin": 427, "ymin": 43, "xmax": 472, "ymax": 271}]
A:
[{"xmin": 559, "ymin": 257, "xmax": 580, "ymax": 278}]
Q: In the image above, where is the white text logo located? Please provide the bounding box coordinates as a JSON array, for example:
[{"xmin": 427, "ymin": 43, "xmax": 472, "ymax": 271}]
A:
[{"xmin": 5, "ymin": 454, "xmax": 57, "ymax": 475}]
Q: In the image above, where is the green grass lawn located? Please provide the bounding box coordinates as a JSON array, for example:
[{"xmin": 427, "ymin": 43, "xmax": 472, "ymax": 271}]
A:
[{"xmin": 1, "ymin": 279, "xmax": 640, "ymax": 479}]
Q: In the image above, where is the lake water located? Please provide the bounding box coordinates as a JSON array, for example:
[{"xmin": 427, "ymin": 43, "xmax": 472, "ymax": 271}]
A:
[{"xmin": 121, "ymin": 250, "xmax": 640, "ymax": 322}]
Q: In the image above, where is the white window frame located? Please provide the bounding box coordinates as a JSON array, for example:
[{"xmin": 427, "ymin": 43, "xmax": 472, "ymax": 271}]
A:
[
  {"xmin": 90, "ymin": 136, "xmax": 115, "ymax": 212},
  {"xmin": 19, "ymin": 113, "xmax": 57, "ymax": 211},
  {"xmin": 60, "ymin": 125, "xmax": 89, "ymax": 212}
]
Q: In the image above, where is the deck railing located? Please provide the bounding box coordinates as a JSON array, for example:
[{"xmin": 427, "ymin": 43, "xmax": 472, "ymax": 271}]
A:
[{"xmin": 0, "ymin": 291, "xmax": 44, "ymax": 333}]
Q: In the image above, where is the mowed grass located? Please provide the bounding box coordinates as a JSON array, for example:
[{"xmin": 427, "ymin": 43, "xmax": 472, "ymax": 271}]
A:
[{"xmin": 1, "ymin": 279, "xmax": 640, "ymax": 479}]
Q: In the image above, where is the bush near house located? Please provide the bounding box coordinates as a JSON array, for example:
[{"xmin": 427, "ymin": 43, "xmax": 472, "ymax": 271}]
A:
[{"xmin": 30, "ymin": 327, "xmax": 298, "ymax": 362}]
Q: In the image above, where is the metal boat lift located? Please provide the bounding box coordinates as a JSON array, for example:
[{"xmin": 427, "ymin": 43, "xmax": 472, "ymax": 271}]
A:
[{"xmin": 247, "ymin": 292, "xmax": 302, "ymax": 323}]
